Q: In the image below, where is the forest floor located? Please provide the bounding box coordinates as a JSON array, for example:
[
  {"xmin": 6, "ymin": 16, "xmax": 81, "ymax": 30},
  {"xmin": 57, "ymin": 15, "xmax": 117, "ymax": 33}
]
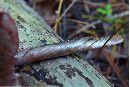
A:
[{"xmin": 25, "ymin": 0, "xmax": 129, "ymax": 87}]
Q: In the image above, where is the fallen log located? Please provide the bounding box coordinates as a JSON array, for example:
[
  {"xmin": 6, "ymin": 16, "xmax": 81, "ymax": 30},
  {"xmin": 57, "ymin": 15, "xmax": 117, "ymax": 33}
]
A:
[{"xmin": 0, "ymin": 0, "xmax": 116, "ymax": 86}]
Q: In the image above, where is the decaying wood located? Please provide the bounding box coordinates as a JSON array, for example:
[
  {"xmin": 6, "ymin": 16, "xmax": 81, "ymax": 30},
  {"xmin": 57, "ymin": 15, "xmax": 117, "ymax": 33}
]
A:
[
  {"xmin": 0, "ymin": 0, "xmax": 116, "ymax": 86},
  {"xmin": 16, "ymin": 35, "xmax": 123, "ymax": 65}
]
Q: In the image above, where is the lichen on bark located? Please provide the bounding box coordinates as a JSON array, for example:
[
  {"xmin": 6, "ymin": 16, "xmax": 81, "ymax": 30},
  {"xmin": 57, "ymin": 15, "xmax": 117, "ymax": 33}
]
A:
[{"xmin": 0, "ymin": 0, "xmax": 113, "ymax": 87}]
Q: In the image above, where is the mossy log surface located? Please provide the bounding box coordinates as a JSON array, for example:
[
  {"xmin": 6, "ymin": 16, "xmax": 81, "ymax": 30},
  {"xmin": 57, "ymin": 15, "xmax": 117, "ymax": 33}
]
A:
[{"xmin": 0, "ymin": 0, "xmax": 113, "ymax": 87}]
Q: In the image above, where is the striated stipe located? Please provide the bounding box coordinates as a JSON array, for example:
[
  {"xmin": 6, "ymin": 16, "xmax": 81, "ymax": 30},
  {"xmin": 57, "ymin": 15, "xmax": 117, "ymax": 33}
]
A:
[{"xmin": 15, "ymin": 35, "xmax": 123, "ymax": 65}]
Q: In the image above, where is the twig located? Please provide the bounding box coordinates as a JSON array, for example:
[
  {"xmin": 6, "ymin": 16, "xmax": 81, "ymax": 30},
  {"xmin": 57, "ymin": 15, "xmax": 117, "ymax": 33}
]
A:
[
  {"xmin": 81, "ymin": 1, "xmax": 128, "ymax": 7},
  {"xmin": 94, "ymin": 21, "xmax": 128, "ymax": 59},
  {"xmin": 66, "ymin": 19, "xmax": 95, "ymax": 27},
  {"xmin": 102, "ymin": 49, "xmax": 128, "ymax": 87},
  {"xmin": 68, "ymin": 24, "xmax": 96, "ymax": 39},
  {"xmin": 59, "ymin": 0, "xmax": 77, "ymax": 20},
  {"xmin": 54, "ymin": 0, "xmax": 64, "ymax": 32},
  {"xmin": 110, "ymin": 11, "xmax": 129, "ymax": 18}
]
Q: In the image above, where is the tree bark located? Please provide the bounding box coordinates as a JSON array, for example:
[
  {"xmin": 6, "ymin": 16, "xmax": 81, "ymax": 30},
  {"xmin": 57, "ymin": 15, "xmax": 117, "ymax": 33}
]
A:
[{"xmin": 0, "ymin": 0, "xmax": 113, "ymax": 87}]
